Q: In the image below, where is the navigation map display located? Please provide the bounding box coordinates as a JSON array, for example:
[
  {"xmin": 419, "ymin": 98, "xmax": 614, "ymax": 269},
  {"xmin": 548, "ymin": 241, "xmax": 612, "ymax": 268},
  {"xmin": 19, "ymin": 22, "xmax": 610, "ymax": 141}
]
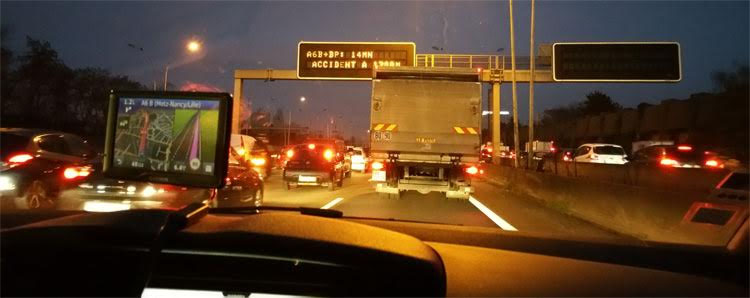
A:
[{"xmin": 113, "ymin": 97, "xmax": 220, "ymax": 175}]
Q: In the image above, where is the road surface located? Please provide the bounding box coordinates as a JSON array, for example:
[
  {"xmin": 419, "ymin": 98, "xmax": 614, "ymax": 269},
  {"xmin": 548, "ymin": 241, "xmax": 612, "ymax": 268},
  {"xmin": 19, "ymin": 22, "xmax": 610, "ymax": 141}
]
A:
[{"xmin": 263, "ymin": 169, "xmax": 620, "ymax": 239}]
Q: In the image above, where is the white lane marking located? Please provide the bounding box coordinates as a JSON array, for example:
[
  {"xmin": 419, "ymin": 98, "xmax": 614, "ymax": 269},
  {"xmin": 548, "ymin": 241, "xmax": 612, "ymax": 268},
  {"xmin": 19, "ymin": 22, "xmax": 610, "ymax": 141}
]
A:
[
  {"xmin": 469, "ymin": 196, "xmax": 518, "ymax": 231},
  {"xmin": 321, "ymin": 197, "xmax": 344, "ymax": 209}
]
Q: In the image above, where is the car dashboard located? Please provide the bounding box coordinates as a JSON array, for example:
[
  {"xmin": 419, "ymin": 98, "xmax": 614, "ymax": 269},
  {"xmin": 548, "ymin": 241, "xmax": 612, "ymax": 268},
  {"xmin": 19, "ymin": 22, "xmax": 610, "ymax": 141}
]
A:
[{"xmin": 1, "ymin": 208, "xmax": 747, "ymax": 297}]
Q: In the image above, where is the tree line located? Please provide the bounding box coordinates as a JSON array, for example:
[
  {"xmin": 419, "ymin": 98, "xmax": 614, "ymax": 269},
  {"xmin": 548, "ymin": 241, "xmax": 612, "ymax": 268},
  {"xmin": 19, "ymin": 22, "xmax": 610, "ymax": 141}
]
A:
[{"xmin": 1, "ymin": 36, "xmax": 146, "ymax": 143}]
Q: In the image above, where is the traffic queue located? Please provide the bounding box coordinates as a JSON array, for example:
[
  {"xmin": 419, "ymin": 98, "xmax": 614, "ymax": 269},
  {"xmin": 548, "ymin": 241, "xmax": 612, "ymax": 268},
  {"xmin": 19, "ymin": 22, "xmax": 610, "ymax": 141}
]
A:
[{"xmin": 0, "ymin": 127, "xmax": 369, "ymax": 211}]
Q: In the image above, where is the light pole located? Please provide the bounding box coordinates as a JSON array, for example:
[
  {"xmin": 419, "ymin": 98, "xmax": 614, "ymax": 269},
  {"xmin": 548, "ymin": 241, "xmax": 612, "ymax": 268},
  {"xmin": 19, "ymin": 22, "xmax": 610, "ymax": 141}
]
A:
[
  {"xmin": 163, "ymin": 39, "xmax": 202, "ymax": 91},
  {"xmin": 528, "ymin": 0, "xmax": 536, "ymax": 169},
  {"xmin": 286, "ymin": 96, "xmax": 306, "ymax": 146},
  {"xmin": 508, "ymin": 0, "xmax": 520, "ymax": 168}
]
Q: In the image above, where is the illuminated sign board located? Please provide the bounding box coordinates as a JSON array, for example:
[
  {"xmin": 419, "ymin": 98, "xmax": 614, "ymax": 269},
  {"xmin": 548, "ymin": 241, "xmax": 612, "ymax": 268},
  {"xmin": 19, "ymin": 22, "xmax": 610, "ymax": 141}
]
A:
[
  {"xmin": 553, "ymin": 42, "xmax": 681, "ymax": 82},
  {"xmin": 297, "ymin": 42, "xmax": 416, "ymax": 80}
]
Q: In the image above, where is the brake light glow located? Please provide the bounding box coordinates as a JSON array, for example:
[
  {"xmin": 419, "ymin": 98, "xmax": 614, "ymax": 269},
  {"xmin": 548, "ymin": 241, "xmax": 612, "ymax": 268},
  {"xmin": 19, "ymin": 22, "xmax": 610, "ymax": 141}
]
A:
[
  {"xmin": 466, "ymin": 166, "xmax": 479, "ymax": 175},
  {"xmin": 286, "ymin": 149, "xmax": 294, "ymax": 159},
  {"xmin": 8, "ymin": 153, "xmax": 33, "ymax": 164},
  {"xmin": 63, "ymin": 166, "xmax": 91, "ymax": 179},
  {"xmin": 704, "ymin": 159, "xmax": 721, "ymax": 168},
  {"xmin": 251, "ymin": 157, "xmax": 266, "ymax": 166},
  {"xmin": 487, "ymin": 148, "xmax": 493, "ymax": 153},
  {"xmin": 677, "ymin": 145, "xmax": 692, "ymax": 151},
  {"xmin": 308, "ymin": 143, "xmax": 316, "ymax": 150},
  {"xmin": 563, "ymin": 155, "xmax": 571, "ymax": 162},
  {"xmin": 371, "ymin": 161, "xmax": 384, "ymax": 170},
  {"xmin": 323, "ymin": 149, "xmax": 334, "ymax": 161},
  {"xmin": 660, "ymin": 158, "xmax": 679, "ymax": 166}
]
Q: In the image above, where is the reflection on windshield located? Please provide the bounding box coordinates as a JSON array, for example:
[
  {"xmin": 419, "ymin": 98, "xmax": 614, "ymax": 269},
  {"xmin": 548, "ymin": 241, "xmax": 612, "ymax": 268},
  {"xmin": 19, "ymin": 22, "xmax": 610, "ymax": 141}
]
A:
[{"xmin": 0, "ymin": 0, "xmax": 748, "ymax": 248}]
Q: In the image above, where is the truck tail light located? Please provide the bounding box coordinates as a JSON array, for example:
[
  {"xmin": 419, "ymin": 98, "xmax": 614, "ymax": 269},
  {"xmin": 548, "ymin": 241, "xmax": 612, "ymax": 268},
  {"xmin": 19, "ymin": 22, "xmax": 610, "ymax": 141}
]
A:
[
  {"xmin": 8, "ymin": 153, "xmax": 34, "ymax": 164},
  {"xmin": 323, "ymin": 149, "xmax": 334, "ymax": 161},
  {"xmin": 286, "ymin": 149, "xmax": 294, "ymax": 159},
  {"xmin": 677, "ymin": 145, "xmax": 693, "ymax": 151},
  {"xmin": 63, "ymin": 166, "xmax": 92, "ymax": 179},
  {"xmin": 371, "ymin": 161, "xmax": 384, "ymax": 170}
]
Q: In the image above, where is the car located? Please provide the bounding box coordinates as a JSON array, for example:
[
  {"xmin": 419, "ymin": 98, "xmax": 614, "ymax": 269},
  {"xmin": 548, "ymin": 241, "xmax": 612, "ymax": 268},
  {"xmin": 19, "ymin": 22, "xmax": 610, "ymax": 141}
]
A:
[
  {"xmin": 631, "ymin": 144, "xmax": 725, "ymax": 169},
  {"xmin": 56, "ymin": 152, "xmax": 264, "ymax": 211},
  {"xmin": 230, "ymin": 134, "xmax": 272, "ymax": 179},
  {"xmin": 0, "ymin": 128, "xmax": 97, "ymax": 209},
  {"xmin": 308, "ymin": 138, "xmax": 351, "ymax": 178},
  {"xmin": 573, "ymin": 143, "xmax": 628, "ymax": 165},
  {"xmin": 282, "ymin": 142, "xmax": 346, "ymax": 191},
  {"xmin": 350, "ymin": 147, "xmax": 369, "ymax": 172},
  {"xmin": 215, "ymin": 149, "xmax": 265, "ymax": 208}
]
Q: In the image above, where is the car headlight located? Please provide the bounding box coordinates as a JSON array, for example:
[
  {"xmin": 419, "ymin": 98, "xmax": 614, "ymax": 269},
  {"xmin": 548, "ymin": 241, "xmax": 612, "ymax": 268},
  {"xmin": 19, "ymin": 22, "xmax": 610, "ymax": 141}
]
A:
[{"xmin": 0, "ymin": 175, "xmax": 16, "ymax": 191}]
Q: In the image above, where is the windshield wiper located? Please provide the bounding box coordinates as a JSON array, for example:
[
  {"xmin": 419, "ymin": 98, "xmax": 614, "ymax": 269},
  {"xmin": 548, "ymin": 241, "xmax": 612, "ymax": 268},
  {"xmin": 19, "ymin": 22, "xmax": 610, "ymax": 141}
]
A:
[{"xmin": 209, "ymin": 205, "xmax": 343, "ymax": 218}]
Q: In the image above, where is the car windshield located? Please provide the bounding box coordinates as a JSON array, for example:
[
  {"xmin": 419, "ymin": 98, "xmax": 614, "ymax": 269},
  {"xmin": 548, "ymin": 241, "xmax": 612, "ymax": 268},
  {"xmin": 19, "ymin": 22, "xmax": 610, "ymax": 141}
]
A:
[
  {"xmin": 593, "ymin": 146, "xmax": 625, "ymax": 155},
  {"xmin": 1, "ymin": 1, "xmax": 748, "ymax": 253}
]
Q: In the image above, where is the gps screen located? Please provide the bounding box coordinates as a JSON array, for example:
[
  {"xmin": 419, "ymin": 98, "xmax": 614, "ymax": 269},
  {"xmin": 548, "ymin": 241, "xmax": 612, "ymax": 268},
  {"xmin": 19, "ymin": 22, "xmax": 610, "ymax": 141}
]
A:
[{"xmin": 113, "ymin": 97, "xmax": 220, "ymax": 176}]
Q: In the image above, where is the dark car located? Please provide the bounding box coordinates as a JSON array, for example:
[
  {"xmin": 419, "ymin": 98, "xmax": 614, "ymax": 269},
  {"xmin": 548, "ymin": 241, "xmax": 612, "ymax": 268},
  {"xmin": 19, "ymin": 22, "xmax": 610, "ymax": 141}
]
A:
[
  {"xmin": 282, "ymin": 142, "xmax": 346, "ymax": 191},
  {"xmin": 216, "ymin": 149, "xmax": 264, "ymax": 208},
  {"xmin": 57, "ymin": 149, "xmax": 263, "ymax": 211},
  {"xmin": 631, "ymin": 144, "xmax": 725, "ymax": 169},
  {"xmin": 0, "ymin": 128, "xmax": 97, "ymax": 209}
]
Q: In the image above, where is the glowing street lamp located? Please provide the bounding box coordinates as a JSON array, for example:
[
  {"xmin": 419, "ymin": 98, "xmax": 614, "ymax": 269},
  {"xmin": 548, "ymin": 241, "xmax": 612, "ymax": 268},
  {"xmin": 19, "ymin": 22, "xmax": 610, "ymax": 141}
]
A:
[
  {"xmin": 187, "ymin": 40, "xmax": 201, "ymax": 53},
  {"xmin": 164, "ymin": 39, "xmax": 203, "ymax": 90}
]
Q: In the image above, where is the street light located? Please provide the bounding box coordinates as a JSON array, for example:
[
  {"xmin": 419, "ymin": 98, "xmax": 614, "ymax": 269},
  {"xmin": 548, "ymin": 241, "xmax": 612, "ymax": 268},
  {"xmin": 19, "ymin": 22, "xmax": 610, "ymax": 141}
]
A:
[
  {"xmin": 164, "ymin": 39, "xmax": 203, "ymax": 91},
  {"xmin": 187, "ymin": 40, "xmax": 201, "ymax": 53},
  {"xmin": 300, "ymin": 96, "xmax": 306, "ymax": 102}
]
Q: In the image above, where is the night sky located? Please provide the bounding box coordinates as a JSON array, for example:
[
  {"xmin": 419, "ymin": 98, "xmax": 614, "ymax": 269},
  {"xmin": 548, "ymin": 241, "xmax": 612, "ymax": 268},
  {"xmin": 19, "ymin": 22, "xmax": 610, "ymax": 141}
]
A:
[{"xmin": 2, "ymin": 1, "xmax": 748, "ymax": 140}]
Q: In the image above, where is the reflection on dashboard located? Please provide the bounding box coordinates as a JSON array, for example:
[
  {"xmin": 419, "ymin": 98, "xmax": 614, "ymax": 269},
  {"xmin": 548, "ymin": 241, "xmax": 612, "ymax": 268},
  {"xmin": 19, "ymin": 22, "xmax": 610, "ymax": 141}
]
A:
[{"xmin": 142, "ymin": 288, "xmax": 311, "ymax": 298}]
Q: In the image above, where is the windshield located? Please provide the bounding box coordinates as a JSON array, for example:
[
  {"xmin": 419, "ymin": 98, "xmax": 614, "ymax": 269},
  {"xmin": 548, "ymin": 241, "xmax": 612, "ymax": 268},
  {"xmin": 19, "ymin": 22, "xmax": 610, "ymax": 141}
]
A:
[
  {"xmin": 1, "ymin": 1, "xmax": 748, "ymax": 253},
  {"xmin": 593, "ymin": 146, "xmax": 625, "ymax": 156}
]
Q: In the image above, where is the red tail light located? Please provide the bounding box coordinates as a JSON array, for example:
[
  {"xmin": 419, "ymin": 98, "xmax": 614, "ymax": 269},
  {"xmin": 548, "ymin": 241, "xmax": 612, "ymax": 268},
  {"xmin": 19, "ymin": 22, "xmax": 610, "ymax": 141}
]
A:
[
  {"xmin": 466, "ymin": 166, "xmax": 479, "ymax": 175},
  {"xmin": 323, "ymin": 149, "xmax": 334, "ymax": 161},
  {"xmin": 63, "ymin": 166, "xmax": 92, "ymax": 179},
  {"xmin": 660, "ymin": 158, "xmax": 679, "ymax": 167},
  {"xmin": 704, "ymin": 159, "xmax": 722, "ymax": 168},
  {"xmin": 8, "ymin": 153, "xmax": 34, "ymax": 164},
  {"xmin": 286, "ymin": 149, "xmax": 294, "ymax": 159},
  {"xmin": 308, "ymin": 143, "xmax": 316, "ymax": 150},
  {"xmin": 677, "ymin": 145, "xmax": 692, "ymax": 151}
]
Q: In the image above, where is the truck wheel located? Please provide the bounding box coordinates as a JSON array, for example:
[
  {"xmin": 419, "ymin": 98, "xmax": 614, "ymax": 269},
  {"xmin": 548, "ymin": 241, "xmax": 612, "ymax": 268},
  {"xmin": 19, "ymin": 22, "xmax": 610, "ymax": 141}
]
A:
[
  {"xmin": 285, "ymin": 181, "xmax": 291, "ymax": 190},
  {"xmin": 328, "ymin": 173, "xmax": 336, "ymax": 191},
  {"xmin": 345, "ymin": 170, "xmax": 351, "ymax": 178},
  {"xmin": 337, "ymin": 173, "xmax": 344, "ymax": 187}
]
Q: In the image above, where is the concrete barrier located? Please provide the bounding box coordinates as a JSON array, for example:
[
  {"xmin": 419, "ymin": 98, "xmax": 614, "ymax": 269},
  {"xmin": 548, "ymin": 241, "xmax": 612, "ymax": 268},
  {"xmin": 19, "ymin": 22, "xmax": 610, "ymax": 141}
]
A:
[
  {"xmin": 481, "ymin": 164, "xmax": 746, "ymax": 246},
  {"xmin": 544, "ymin": 160, "xmax": 728, "ymax": 193}
]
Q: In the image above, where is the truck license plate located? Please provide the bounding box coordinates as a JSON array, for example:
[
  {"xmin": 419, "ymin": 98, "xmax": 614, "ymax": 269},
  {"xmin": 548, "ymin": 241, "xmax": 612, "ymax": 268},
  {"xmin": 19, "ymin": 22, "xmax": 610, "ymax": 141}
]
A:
[
  {"xmin": 371, "ymin": 171, "xmax": 386, "ymax": 182},
  {"xmin": 298, "ymin": 176, "xmax": 317, "ymax": 182}
]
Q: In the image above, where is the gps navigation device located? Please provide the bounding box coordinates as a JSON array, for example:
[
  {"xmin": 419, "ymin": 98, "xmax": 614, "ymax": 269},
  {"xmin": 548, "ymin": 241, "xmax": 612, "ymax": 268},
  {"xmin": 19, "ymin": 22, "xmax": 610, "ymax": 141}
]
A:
[{"xmin": 103, "ymin": 91, "xmax": 232, "ymax": 188}]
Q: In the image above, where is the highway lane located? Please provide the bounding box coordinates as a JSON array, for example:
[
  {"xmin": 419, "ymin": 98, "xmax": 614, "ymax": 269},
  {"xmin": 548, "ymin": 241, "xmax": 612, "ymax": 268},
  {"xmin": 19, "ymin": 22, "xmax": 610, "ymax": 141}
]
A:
[{"xmin": 263, "ymin": 170, "xmax": 619, "ymax": 239}]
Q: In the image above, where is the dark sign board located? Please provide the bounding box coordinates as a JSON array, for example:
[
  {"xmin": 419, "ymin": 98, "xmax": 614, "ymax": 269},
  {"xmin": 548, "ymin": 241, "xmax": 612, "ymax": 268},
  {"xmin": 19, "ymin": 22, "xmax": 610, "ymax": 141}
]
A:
[
  {"xmin": 297, "ymin": 42, "xmax": 416, "ymax": 80},
  {"xmin": 553, "ymin": 42, "xmax": 681, "ymax": 82}
]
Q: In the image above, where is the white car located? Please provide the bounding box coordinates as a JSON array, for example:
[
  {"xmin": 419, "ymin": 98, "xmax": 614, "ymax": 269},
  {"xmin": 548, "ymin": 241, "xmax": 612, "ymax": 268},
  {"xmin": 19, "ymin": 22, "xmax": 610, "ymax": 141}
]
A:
[
  {"xmin": 573, "ymin": 143, "xmax": 628, "ymax": 165},
  {"xmin": 350, "ymin": 147, "xmax": 368, "ymax": 172}
]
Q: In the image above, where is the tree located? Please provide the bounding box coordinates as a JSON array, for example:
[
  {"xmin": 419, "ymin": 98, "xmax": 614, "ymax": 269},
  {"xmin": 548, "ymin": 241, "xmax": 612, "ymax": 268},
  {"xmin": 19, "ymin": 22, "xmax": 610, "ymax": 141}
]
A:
[
  {"xmin": 711, "ymin": 63, "xmax": 749, "ymax": 95},
  {"xmin": 579, "ymin": 91, "xmax": 622, "ymax": 116},
  {"xmin": 1, "ymin": 37, "xmax": 144, "ymax": 140}
]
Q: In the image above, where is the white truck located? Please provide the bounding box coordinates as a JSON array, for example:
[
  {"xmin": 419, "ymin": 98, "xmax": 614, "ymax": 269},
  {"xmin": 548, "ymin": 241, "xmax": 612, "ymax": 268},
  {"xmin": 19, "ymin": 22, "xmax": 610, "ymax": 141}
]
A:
[{"xmin": 369, "ymin": 67, "xmax": 482, "ymax": 199}]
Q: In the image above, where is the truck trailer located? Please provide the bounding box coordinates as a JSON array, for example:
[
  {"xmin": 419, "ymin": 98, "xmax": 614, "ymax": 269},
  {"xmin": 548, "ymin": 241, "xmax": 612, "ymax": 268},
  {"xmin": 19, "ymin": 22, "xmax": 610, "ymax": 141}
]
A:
[{"xmin": 369, "ymin": 67, "xmax": 482, "ymax": 199}]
